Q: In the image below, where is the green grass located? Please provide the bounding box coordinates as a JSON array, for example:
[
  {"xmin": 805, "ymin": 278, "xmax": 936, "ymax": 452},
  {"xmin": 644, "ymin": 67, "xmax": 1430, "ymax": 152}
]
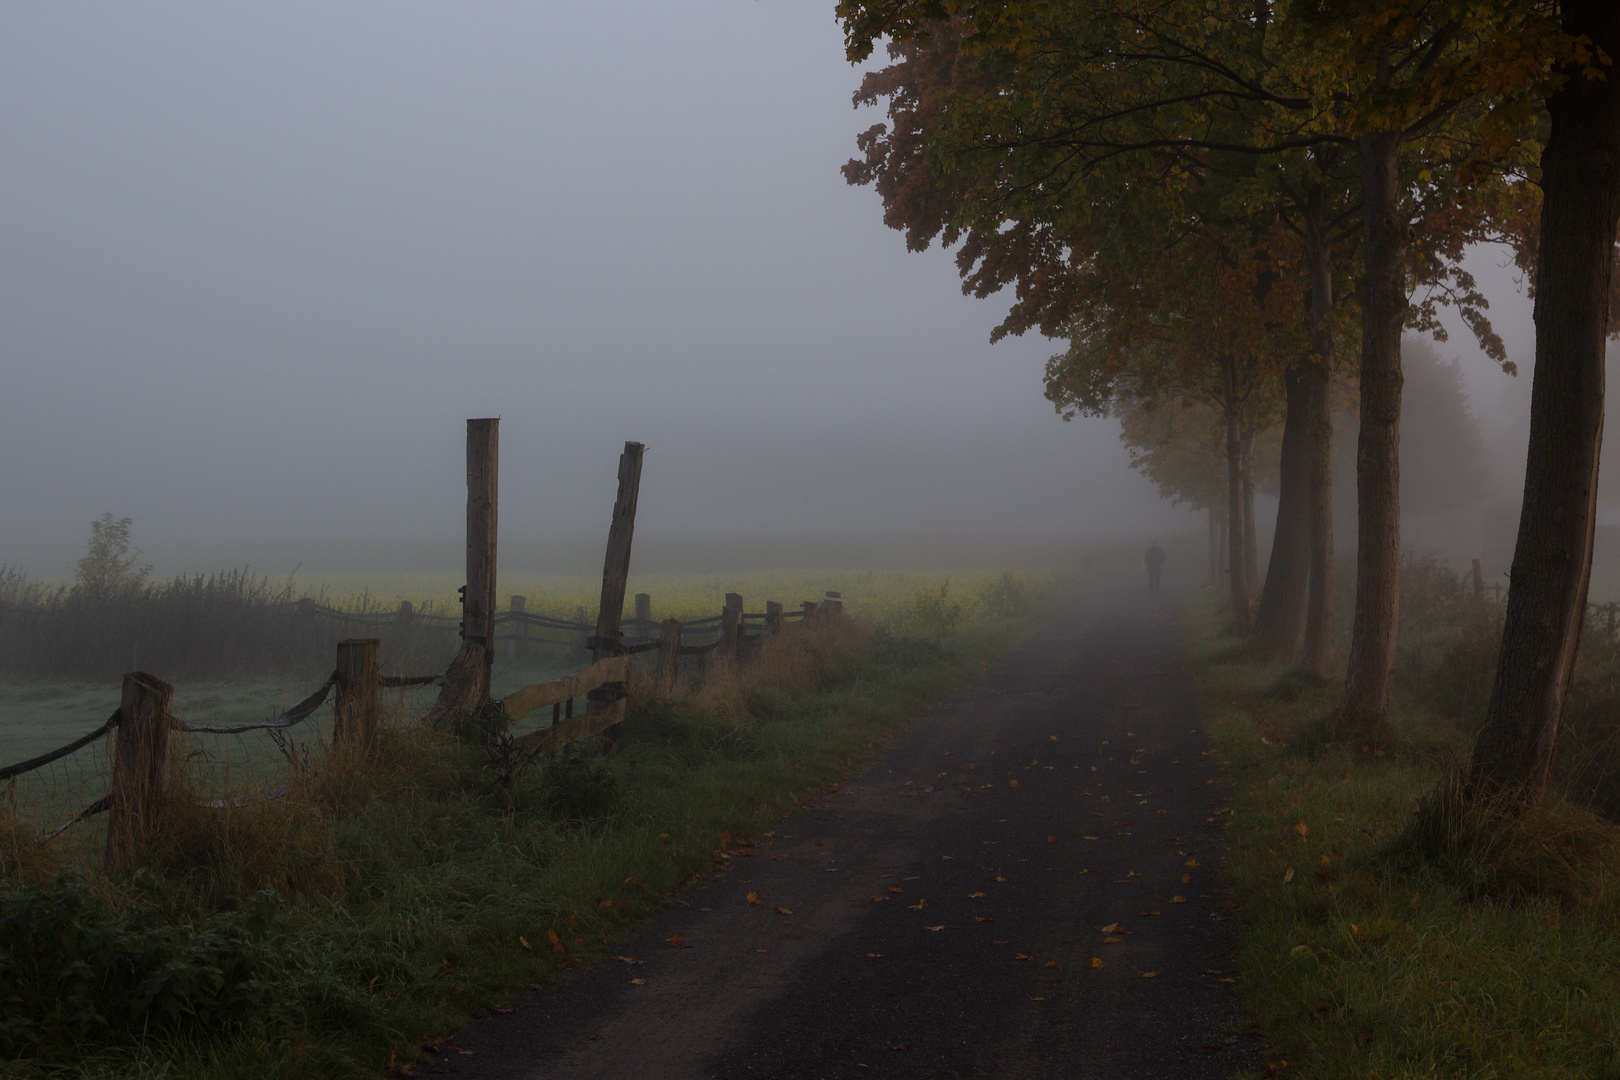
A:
[
  {"xmin": 1181, "ymin": 593, "xmax": 1620, "ymax": 1080},
  {"xmin": 0, "ymin": 583, "xmax": 1062, "ymax": 1080}
]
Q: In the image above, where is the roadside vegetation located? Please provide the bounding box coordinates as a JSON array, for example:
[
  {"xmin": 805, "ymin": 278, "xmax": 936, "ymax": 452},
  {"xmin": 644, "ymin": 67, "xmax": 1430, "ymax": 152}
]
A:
[
  {"xmin": 0, "ymin": 568, "xmax": 1064, "ymax": 1080},
  {"xmin": 1183, "ymin": 577, "xmax": 1620, "ymax": 1079}
]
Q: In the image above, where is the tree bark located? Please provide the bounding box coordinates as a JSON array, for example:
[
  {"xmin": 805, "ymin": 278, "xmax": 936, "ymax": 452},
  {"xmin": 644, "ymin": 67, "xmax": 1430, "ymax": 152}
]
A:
[
  {"xmin": 1223, "ymin": 355, "xmax": 1251, "ymax": 630},
  {"xmin": 1252, "ymin": 364, "xmax": 1312, "ymax": 654},
  {"xmin": 1343, "ymin": 131, "xmax": 1405, "ymax": 726},
  {"xmin": 1208, "ymin": 506, "xmax": 1220, "ymax": 586},
  {"xmin": 1242, "ymin": 428, "xmax": 1258, "ymax": 589},
  {"xmin": 1302, "ymin": 179, "xmax": 1337, "ymax": 678},
  {"xmin": 1472, "ymin": 1, "xmax": 1620, "ymax": 796}
]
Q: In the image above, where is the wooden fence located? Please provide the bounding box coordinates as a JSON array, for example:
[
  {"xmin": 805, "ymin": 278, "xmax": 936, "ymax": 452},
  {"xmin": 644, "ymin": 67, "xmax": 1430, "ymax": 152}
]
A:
[{"xmin": 0, "ymin": 419, "xmax": 849, "ymax": 872}]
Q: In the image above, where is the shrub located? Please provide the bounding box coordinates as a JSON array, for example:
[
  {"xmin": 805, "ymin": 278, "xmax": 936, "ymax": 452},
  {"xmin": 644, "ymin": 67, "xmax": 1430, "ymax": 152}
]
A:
[
  {"xmin": 975, "ymin": 570, "xmax": 1032, "ymax": 620},
  {"xmin": 899, "ymin": 578, "xmax": 963, "ymax": 640}
]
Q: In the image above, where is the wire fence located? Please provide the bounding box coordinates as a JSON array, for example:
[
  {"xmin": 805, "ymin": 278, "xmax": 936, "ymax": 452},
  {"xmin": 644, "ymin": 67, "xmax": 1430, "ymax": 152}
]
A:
[{"xmin": 0, "ymin": 592, "xmax": 832, "ymax": 871}]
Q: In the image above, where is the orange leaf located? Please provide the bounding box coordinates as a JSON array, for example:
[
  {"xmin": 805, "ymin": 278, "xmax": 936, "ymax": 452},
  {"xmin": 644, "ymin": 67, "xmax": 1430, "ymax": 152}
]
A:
[
  {"xmin": 747, "ymin": 892, "xmax": 763, "ymax": 906},
  {"xmin": 1089, "ymin": 957, "xmax": 1105, "ymax": 969},
  {"xmin": 1170, "ymin": 896, "xmax": 1187, "ymax": 904},
  {"xmin": 630, "ymin": 978, "xmax": 647, "ymax": 986},
  {"xmin": 1014, "ymin": 953, "xmax": 1031, "ymax": 960},
  {"xmin": 924, "ymin": 925, "xmax": 946, "ymax": 931},
  {"xmin": 519, "ymin": 936, "xmax": 532, "ymax": 951},
  {"xmin": 974, "ymin": 916, "xmax": 994, "ymax": 922},
  {"xmin": 969, "ymin": 891, "xmax": 987, "ymax": 898},
  {"xmin": 774, "ymin": 907, "xmax": 794, "ymax": 915},
  {"xmin": 1142, "ymin": 971, "xmax": 1159, "ymax": 978}
]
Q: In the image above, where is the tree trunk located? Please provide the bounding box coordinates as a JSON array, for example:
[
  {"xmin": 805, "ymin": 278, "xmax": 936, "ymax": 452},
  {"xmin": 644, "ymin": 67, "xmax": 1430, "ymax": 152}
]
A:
[
  {"xmin": 1343, "ymin": 130, "xmax": 1405, "ymax": 726},
  {"xmin": 1223, "ymin": 355, "xmax": 1251, "ymax": 630},
  {"xmin": 1242, "ymin": 428, "xmax": 1258, "ymax": 589},
  {"xmin": 1472, "ymin": 1, "xmax": 1620, "ymax": 796},
  {"xmin": 1252, "ymin": 365, "xmax": 1312, "ymax": 654},
  {"xmin": 1208, "ymin": 506, "xmax": 1220, "ymax": 586},
  {"xmin": 1302, "ymin": 180, "xmax": 1337, "ymax": 678}
]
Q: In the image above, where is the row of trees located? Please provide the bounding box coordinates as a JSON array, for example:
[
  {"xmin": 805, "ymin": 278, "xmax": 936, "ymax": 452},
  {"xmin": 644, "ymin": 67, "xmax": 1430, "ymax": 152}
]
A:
[{"xmin": 836, "ymin": 0, "xmax": 1620, "ymax": 803}]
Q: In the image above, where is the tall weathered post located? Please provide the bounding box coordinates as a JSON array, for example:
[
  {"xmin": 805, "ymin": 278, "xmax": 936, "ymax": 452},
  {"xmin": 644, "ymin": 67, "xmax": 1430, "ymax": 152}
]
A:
[
  {"xmin": 334, "ymin": 638, "xmax": 379, "ymax": 746},
  {"xmin": 428, "ymin": 418, "xmax": 499, "ymax": 728},
  {"xmin": 589, "ymin": 442, "xmax": 645, "ymax": 721},
  {"xmin": 106, "ymin": 672, "xmax": 174, "ymax": 874},
  {"xmin": 1470, "ymin": 559, "xmax": 1485, "ymax": 601},
  {"xmin": 635, "ymin": 593, "xmax": 652, "ymax": 624},
  {"xmin": 725, "ymin": 592, "xmax": 743, "ymax": 613},
  {"xmin": 765, "ymin": 601, "xmax": 783, "ymax": 637}
]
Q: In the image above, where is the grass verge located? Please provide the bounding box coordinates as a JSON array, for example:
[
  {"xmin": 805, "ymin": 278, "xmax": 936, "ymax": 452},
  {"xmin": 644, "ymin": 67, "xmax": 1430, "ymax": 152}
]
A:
[
  {"xmin": 1181, "ymin": 593, "xmax": 1620, "ymax": 1080},
  {"xmin": 0, "ymin": 603, "xmax": 1052, "ymax": 1080}
]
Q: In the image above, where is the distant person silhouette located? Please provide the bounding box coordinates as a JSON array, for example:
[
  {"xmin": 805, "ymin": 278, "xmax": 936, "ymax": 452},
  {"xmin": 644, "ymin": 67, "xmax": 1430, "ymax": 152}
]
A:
[{"xmin": 1145, "ymin": 541, "xmax": 1165, "ymax": 595}]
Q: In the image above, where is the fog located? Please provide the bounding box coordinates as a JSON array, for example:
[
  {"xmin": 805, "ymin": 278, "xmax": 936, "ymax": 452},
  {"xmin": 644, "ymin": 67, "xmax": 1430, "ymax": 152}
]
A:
[{"xmin": 0, "ymin": 2, "xmax": 1198, "ymax": 581}]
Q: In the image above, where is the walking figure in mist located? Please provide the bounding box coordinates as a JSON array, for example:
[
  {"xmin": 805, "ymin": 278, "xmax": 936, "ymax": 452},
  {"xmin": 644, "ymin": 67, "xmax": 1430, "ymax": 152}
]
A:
[{"xmin": 1145, "ymin": 541, "xmax": 1165, "ymax": 595}]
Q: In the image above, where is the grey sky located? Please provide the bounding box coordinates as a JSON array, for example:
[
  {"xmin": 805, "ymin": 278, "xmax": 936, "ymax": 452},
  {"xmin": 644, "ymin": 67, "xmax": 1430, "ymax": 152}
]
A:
[{"xmin": 1, "ymin": 2, "xmax": 1200, "ymax": 577}]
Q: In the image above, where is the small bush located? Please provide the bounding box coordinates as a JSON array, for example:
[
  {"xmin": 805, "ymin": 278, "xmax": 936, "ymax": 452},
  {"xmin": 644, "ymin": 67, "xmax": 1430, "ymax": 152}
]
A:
[
  {"xmin": 899, "ymin": 578, "xmax": 963, "ymax": 639},
  {"xmin": 975, "ymin": 570, "xmax": 1033, "ymax": 620}
]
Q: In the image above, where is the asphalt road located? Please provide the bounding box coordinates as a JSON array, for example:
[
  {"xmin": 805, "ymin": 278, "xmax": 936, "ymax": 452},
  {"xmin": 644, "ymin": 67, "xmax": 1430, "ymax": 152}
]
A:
[{"xmin": 426, "ymin": 590, "xmax": 1268, "ymax": 1079}]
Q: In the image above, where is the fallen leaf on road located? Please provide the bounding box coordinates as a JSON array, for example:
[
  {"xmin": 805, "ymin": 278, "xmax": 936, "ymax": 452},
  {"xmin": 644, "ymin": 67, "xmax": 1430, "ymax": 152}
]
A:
[
  {"xmin": 969, "ymin": 891, "xmax": 986, "ymax": 898},
  {"xmin": 492, "ymin": 1006, "xmax": 514, "ymax": 1014},
  {"xmin": 613, "ymin": 956, "xmax": 643, "ymax": 964},
  {"xmin": 1014, "ymin": 953, "xmax": 1031, "ymax": 960},
  {"xmin": 994, "ymin": 876, "xmax": 1008, "ymax": 882},
  {"xmin": 1171, "ymin": 896, "xmax": 1187, "ymax": 903},
  {"xmin": 1138, "ymin": 911, "xmax": 1161, "ymax": 917},
  {"xmin": 1184, "ymin": 859, "xmax": 1199, "ymax": 868},
  {"xmin": 667, "ymin": 935, "xmax": 694, "ymax": 948},
  {"xmin": 1182, "ymin": 874, "xmax": 1191, "ymax": 883},
  {"xmin": 975, "ymin": 916, "xmax": 994, "ymax": 922},
  {"xmin": 866, "ymin": 952, "xmax": 882, "ymax": 957},
  {"xmin": 774, "ymin": 907, "xmax": 794, "ymax": 915},
  {"xmin": 815, "ymin": 840, "xmax": 825, "ymax": 846},
  {"xmin": 1283, "ymin": 868, "xmax": 1295, "ymax": 883},
  {"xmin": 907, "ymin": 899, "xmax": 927, "ymax": 910},
  {"xmin": 889, "ymin": 1044, "xmax": 907, "ymax": 1051},
  {"xmin": 924, "ymin": 925, "xmax": 945, "ymax": 932},
  {"xmin": 1103, "ymin": 936, "xmax": 1123, "ymax": 943},
  {"xmin": 889, "ymin": 887, "xmax": 905, "ymax": 894},
  {"xmin": 548, "ymin": 929, "xmax": 565, "ymax": 955},
  {"xmin": 629, "ymin": 978, "xmax": 647, "ymax": 986},
  {"xmin": 1142, "ymin": 971, "xmax": 1159, "ymax": 978},
  {"xmin": 870, "ymin": 896, "xmax": 888, "ymax": 902},
  {"xmin": 1089, "ymin": 957, "xmax": 1105, "ymax": 969},
  {"xmin": 1050, "ymin": 735, "xmax": 1058, "ymax": 741},
  {"xmin": 747, "ymin": 892, "xmax": 762, "ymax": 906},
  {"xmin": 1100, "ymin": 923, "xmax": 1129, "ymax": 934},
  {"xmin": 1083, "ymin": 836, "xmax": 1100, "ymax": 841},
  {"xmin": 1046, "ymin": 961, "xmax": 1060, "ymax": 969},
  {"xmin": 1009, "ymin": 780, "xmax": 1020, "ymax": 788}
]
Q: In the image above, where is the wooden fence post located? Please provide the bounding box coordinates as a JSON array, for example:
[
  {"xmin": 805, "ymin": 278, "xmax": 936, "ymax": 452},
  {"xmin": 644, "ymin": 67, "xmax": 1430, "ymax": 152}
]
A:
[
  {"xmin": 509, "ymin": 595, "xmax": 527, "ymax": 658},
  {"xmin": 1470, "ymin": 559, "xmax": 1484, "ymax": 601},
  {"xmin": 765, "ymin": 601, "xmax": 783, "ymax": 637},
  {"xmin": 106, "ymin": 671, "xmax": 174, "ymax": 874},
  {"xmin": 397, "ymin": 600, "xmax": 414, "ymax": 623},
  {"xmin": 720, "ymin": 606, "xmax": 742, "ymax": 666},
  {"xmin": 589, "ymin": 442, "xmax": 645, "ymax": 720},
  {"xmin": 428, "ymin": 418, "xmax": 499, "ymax": 728},
  {"xmin": 821, "ymin": 591, "xmax": 843, "ymax": 619},
  {"xmin": 802, "ymin": 600, "xmax": 819, "ymax": 623},
  {"xmin": 635, "ymin": 593, "xmax": 652, "ymax": 624},
  {"xmin": 660, "ymin": 618, "xmax": 682, "ymax": 692},
  {"xmin": 725, "ymin": 592, "xmax": 743, "ymax": 613},
  {"xmin": 334, "ymin": 638, "xmax": 379, "ymax": 746}
]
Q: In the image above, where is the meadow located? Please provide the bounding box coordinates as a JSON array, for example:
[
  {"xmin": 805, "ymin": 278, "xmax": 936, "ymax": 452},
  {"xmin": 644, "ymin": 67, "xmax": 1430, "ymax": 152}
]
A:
[{"xmin": 0, "ymin": 556, "xmax": 1086, "ymax": 1080}]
